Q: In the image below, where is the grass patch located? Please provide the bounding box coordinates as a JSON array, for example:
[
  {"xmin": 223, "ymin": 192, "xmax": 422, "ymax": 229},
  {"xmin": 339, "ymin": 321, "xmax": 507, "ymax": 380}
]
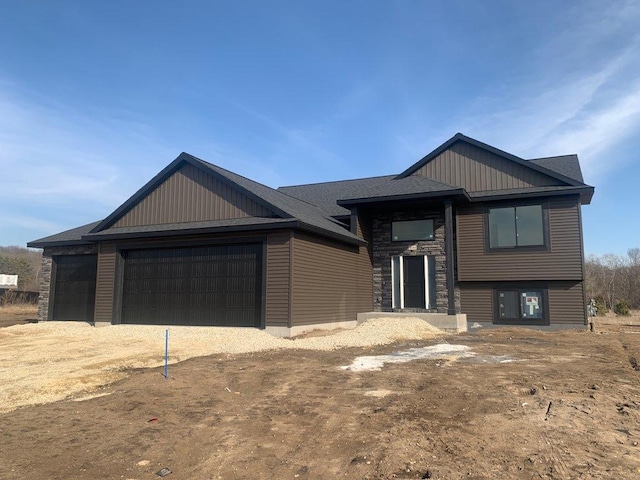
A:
[{"xmin": 0, "ymin": 304, "xmax": 37, "ymax": 315}]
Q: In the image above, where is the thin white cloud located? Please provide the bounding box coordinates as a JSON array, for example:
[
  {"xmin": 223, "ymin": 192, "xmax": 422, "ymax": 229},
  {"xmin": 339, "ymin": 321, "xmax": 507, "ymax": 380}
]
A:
[
  {"xmin": 0, "ymin": 214, "xmax": 63, "ymax": 236},
  {"xmin": 465, "ymin": 48, "xmax": 640, "ymax": 181},
  {"xmin": 0, "ymin": 83, "xmax": 182, "ymax": 211},
  {"xmin": 394, "ymin": 0, "xmax": 640, "ymax": 183},
  {"xmin": 227, "ymin": 101, "xmax": 348, "ymax": 183}
]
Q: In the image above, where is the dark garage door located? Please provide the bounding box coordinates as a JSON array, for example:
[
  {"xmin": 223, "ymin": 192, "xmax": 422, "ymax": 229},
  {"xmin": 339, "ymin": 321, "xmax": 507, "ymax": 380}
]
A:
[
  {"xmin": 121, "ymin": 244, "xmax": 263, "ymax": 327},
  {"xmin": 52, "ymin": 255, "xmax": 98, "ymax": 321}
]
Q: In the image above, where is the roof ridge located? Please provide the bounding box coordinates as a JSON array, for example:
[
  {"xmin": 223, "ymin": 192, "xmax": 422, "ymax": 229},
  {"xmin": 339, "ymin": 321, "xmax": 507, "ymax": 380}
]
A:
[
  {"xmin": 186, "ymin": 154, "xmax": 358, "ymax": 237},
  {"xmin": 528, "ymin": 154, "xmax": 578, "ymax": 161}
]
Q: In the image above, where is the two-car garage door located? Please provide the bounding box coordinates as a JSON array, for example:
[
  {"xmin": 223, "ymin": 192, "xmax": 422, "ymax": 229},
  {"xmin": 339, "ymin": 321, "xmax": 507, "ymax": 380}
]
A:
[{"xmin": 120, "ymin": 244, "xmax": 263, "ymax": 327}]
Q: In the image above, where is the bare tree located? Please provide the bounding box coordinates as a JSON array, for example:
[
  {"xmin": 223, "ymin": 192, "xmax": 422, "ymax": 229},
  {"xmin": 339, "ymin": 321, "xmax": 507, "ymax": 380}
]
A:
[{"xmin": 585, "ymin": 249, "xmax": 640, "ymax": 311}]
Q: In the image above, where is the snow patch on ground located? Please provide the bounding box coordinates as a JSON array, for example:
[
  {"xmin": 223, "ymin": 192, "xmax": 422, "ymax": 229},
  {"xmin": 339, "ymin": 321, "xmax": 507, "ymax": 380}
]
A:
[
  {"xmin": 341, "ymin": 344, "xmax": 520, "ymax": 371},
  {"xmin": 341, "ymin": 344, "xmax": 473, "ymax": 371}
]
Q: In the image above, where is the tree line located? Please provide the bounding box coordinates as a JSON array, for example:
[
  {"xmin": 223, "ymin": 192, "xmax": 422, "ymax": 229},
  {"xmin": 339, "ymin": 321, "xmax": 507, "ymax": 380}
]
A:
[
  {"xmin": 0, "ymin": 244, "xmax": 638, "ymax": 313},
  {"xmin": 585, "ymin": 248, "xmax": 640, "ymax": 315},
  {"xmin": 0, "ymin": 246, "xmax": 42, "ymax": 291}
]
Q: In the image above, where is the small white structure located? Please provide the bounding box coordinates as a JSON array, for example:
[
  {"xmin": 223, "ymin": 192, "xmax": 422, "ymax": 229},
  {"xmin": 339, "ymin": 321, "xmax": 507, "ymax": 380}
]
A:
[{"xmin": 0, "ymin": 274, "xmax": 18, "ymax": 289}]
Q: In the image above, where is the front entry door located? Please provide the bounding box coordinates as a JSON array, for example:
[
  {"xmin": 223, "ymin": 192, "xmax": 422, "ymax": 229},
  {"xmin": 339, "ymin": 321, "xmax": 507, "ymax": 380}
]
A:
[
  {"xmin": 403, "ymin": 256, "xmax": 426, "ymax": 308},
  {"xmin": 392, "ymin": 255, "xmax": 436, "ymax": 310}
]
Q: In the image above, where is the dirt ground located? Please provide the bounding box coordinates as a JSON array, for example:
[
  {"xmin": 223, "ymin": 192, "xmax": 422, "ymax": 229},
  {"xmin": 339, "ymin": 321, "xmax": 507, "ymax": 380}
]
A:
[{"xmin": 2, "ymin": 312, "xmax": 640, "ymax": 479}]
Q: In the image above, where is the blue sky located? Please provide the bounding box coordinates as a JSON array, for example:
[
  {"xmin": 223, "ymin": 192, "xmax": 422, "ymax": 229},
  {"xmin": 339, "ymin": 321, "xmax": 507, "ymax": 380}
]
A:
[{"xmin": 0, "ymin": 1, "xmax": 638, "ymax": 256}]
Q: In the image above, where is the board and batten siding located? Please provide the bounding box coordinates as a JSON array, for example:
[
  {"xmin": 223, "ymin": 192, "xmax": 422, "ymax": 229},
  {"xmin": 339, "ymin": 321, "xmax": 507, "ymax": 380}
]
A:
[
  {"xmin": 290, "ymin": 232, "xmax": 372, "ymax": 327},
  {"xmin": 413, "ymin": 142, "xmax": 563, "ymax": 192},
  {"xmin": 460, "ymin": 281, "xmax": 586, "ymax": 325},
  {"xmin": 94, "ymin": 241, "xmax": 117, "ymax": 323},
  {"xmin": 456, "ymin": 196, "xmax": 584, "ymax": 281},
  {"xmin": 265, "ymin": 231, "xmax": 292, "ymax": 328},
  {"xmin": 114, "ymin": 163, "xmax": 275, "ymax": 228}
]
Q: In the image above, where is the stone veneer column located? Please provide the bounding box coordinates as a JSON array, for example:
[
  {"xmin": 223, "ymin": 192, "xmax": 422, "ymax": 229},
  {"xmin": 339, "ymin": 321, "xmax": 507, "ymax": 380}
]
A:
[
  {"xmin": 372, "ymin": 208, "xmax": 458, "ymax": 313},
  {"xmin": 37, "ymin": 254, "xmax": 53, "ymax": 321}
]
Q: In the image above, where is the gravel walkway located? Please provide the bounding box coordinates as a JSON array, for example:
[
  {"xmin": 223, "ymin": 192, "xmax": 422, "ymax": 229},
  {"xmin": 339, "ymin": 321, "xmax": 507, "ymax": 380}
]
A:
[{"xmin": 0, "ymin": 318, "xmax": 443, "ymax": 413}]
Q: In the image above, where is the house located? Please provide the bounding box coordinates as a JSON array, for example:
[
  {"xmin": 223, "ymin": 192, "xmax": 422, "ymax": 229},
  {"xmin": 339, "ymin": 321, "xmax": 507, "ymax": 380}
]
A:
[{"xmin": 28, "ymin": 133, "xmax": 594, "ymax": 335}]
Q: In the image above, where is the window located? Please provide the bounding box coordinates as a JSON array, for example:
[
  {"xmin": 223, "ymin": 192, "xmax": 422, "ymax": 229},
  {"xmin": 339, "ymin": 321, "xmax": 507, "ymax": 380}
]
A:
[
  {"xmin": 488, "ymin": 204, "xmax": 545, "ymax": 249},
  {"xmin": 391, "ymin": 255, "xmax": 436, "ymax": 309},
  {"xmin": 392, "ymin": 219, "xmax": 434, "ymax": 242},
  {"xmin": 495, "ymin": 288, "xmax": 547, "ymax": 324}
]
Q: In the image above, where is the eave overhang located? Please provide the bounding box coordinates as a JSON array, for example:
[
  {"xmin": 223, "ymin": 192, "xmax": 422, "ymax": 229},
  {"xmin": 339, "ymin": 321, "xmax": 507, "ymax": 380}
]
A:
[
  {"xmin": 81, "ymin": 220, "xmax": 365, "ymax": 247},
  {"xmin": 337, "ymin": 189, "xmax": 469, "ymax": 207},
  {"xmin": 468, "ymin": 186, "xmax": 594, "ymax": 205}
]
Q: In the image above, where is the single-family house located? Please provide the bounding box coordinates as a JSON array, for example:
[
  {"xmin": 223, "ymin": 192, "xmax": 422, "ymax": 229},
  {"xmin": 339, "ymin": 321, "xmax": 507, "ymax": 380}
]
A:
[{"xmin": 28, "ymin": 133, "xmax": 594, "ymax": 335}]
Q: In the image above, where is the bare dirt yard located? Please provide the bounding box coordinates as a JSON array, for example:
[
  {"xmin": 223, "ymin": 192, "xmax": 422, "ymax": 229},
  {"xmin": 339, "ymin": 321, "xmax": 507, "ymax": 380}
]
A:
[{"xmin": 1, "ymin": 309, "xmax": 640, "ymax": 480}]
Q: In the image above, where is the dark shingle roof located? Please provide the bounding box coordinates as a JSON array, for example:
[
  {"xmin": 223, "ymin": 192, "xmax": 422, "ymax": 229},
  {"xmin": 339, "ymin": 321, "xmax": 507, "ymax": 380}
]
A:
[
  {"xmin": 280, "ymin": 174, "xmax": 463, "ymax": 211},
  {"xmin": 528, "ymin": 155, "xmax": 584, "ymax": 183},
  {"xmin": 28, "ymin": 221, "xmax": 102, "ymax": 248},
  {"xmin": 278, "ymin": 175, "xmax": 396, "ymax": 216},
  {"xmin": 337, "ymin": 175, "xmax": 462, "ymax": 204},
  {"xmin": 29, "ymin": 135, "xmax": 594, "ymax": 248}
]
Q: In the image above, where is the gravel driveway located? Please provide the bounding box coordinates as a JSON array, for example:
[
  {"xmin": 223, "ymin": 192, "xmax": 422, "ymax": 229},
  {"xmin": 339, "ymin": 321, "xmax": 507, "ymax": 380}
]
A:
[{"xmin": 0, "ymin": 317, "xmax": 442, "ymax": 413}]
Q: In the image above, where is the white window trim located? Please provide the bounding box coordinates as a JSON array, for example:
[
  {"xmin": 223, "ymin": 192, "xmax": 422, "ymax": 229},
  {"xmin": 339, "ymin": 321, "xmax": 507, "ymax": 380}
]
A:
[{"xmin": 391, "ymin": 256, "xmax": 404, "ymax": 309}]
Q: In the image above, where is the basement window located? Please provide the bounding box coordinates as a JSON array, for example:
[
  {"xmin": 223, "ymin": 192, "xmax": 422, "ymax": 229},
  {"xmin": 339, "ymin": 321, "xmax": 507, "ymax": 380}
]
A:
[
  {"xmin": 494, "ymin": 288, "xmax": 548, "ymax": 325},
  {"xmin": 392, "ymin": 219, "xmax": 434, "ymax": 242}
]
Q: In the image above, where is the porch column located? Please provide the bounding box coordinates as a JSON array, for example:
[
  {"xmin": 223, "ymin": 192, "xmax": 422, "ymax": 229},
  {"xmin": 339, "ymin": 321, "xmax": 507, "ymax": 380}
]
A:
[{"xmin": 444, "ymin": 199, "xmax": 456, "ymax": 315}]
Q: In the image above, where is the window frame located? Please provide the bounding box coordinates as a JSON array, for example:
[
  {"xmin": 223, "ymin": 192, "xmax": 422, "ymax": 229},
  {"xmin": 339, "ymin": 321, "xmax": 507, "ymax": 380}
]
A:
[
  {"xmin": 391, "ymin": 219, "xmax": 435, "ymax": 242},
  {"xmin": 493, "ymin": 286, "xmax": 549, "ymax": 326},
  {"xmin": 483, "ymin": 201, "xmax": 550, "ymax": 253}
]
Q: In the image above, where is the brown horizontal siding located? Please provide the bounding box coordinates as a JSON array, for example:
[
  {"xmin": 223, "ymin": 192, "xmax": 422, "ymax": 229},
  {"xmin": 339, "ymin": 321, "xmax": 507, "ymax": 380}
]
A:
[
  {"xmin": 265, "ymin": 231, "xmax": 291, "ymax": 328},
  {"xmin": 114, "ymin": 163, "xmax": 275, "ymax": 227},
  {"xmin": 457, "ymin": 196, "xmax": 583, "ymax": 281},
  {"xmin": 291, "ymin": 232, "xmax": 372, "ymax": 327},
  {"xmin": 356, "ymin": 212, "xmax": 374, "ymax": 312},
  {"xmin": 548, "ymin": 281, "xmax": 586, "ymax": 325},
  {"xmin": 414, "ymin": 142, "xmax": 563, "ymax": 192},
  {"xmin": 94, "ymin": 241, "xmax": 117, "ymax": 323},
  {"xmin": 459, "ymin": 284, "xmax": 493, "ymax": 323},
  {"xmin": 460, "ymin": 281, "xmax": 586, "ymax": 326}
]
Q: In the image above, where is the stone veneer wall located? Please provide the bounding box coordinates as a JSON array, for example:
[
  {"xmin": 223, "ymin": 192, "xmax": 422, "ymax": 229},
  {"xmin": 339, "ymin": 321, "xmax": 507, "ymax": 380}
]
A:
[
  {"xmin": 372, "ymin": 208, "xmax": 460, "ymax": 314},
  {"xmin": 37, "ymin": 245, "xmax": 98, "ymax": 321}
]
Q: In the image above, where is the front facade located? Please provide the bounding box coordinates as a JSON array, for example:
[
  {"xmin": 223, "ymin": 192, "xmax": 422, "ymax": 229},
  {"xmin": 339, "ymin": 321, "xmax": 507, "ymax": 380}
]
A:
[{"xmin": 29, "ymin": 134, "xmax": 594, "ymax": 334}]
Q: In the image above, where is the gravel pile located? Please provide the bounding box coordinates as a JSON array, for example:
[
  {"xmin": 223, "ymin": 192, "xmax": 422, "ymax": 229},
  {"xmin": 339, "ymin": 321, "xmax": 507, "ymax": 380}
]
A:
[{"xmin": 0, "ymin": 318, "xmax": 443, "ymax": 412}]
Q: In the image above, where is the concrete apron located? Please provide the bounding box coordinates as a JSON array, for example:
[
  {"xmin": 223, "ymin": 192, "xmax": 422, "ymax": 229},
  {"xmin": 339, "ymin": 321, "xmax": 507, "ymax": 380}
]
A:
[{"xmin": 357, "ymin": 312, "xmax": 467, "ymax": 333}]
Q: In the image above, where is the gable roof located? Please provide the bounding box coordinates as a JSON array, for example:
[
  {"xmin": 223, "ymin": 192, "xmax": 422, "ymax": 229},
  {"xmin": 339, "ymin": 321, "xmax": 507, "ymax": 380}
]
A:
[
  {"xmin": 29, "ymin": 133, "xmax": 593, "ymax": 248},
  {"xmin": 87, "ymin": 153, "xmax": 363, "ymax": 246},
  {"xmin": 397, "ymin": 133, "xmax": 584, "ymax": 187}
]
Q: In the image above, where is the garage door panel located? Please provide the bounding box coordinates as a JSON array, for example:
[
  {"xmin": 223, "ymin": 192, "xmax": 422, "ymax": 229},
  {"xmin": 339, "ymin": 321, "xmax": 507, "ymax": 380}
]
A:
[
  {"xmin": 121, "ymin": 244, "xmax": 263, "ymax": 327},
  {"xmin": 52, "ymin": 255, "xmax": 98, "ymax": 322}
]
